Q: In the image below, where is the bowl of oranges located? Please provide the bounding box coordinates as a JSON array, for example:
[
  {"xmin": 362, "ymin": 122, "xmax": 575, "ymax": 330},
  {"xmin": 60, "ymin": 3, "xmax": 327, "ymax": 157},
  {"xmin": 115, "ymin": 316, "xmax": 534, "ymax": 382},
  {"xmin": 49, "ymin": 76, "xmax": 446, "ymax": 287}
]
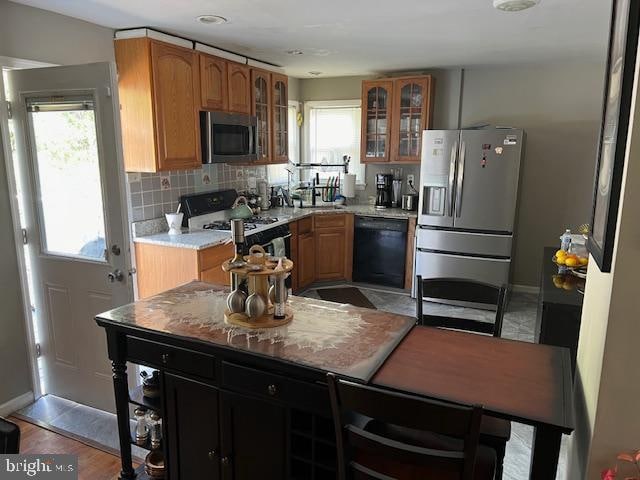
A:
[{"xmin": 553, "ymin": 249, "xmax": 588, "ymax": 276}]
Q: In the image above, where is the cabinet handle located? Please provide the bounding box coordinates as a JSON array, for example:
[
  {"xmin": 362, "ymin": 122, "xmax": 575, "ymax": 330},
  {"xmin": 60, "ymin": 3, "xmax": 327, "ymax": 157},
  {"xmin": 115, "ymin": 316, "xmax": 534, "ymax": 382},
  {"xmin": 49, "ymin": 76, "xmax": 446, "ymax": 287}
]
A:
[
  {"xmin": 267, "ymin": 384, "xmax": 277, "ymax": 396},
  {"xmin": 161, "ymin": 353, "xmax": 169, "ymax": 364},
  {"xmin": 207, "ymin": 450, "xmax": 216, "ymax": 461},
  {"xmin": 221, "ymin": 456, "xmax": 230, "ymax": 467}
]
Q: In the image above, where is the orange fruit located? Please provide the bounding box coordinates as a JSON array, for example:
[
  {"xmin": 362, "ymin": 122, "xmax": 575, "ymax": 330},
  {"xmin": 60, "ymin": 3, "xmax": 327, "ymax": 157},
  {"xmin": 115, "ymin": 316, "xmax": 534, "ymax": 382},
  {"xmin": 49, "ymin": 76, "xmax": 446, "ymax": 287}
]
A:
[
  {"xmin": 555, "ymin": 249, "xmax": 567, "ymax": 258},
  {"xmin": 565, "ymin": 257, "xmax": 579, "ymax": 267},
  {"xmin": 579, "ymin": 257, "xmax": 589, "ymax": 266},
  {"xmin": 555, "ymin": 256, "xmax": 566, "ymax": 265}
]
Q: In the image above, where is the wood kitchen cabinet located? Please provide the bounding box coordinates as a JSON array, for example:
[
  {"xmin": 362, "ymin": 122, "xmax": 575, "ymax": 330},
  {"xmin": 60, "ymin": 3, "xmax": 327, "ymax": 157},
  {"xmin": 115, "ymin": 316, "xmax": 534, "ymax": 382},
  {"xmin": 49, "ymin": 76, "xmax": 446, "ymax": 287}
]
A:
[
  {"xmin": 251, "ymin": 69, "xmax": 272, "ymax": 164},
  {"xmin": 289, "ymin": 221, "xmax": 299, "ymax": 291},
  {"xmin": 361, "ymin": 75, "xmax": 434, "ymax": 164},
  {"xmin": 199, "ymin": 53, "xmax": 228, "ymax": 110},
  {"xmin": 271, "ymin": 73, "xmax": 289, "ymax": 164},
  {"xmin": 115, "ymin": 38, "xmax": 202, "ymax": 172},
  {"xmin": 164, "ymin": 373, "xmax": 221, "ymax": 480},
  {"xmin": 314, "ymin": 214, "xmax": 354, "ymax": 282},
  {"xmin": 250, "ymin": 70, "xmax": 288, "ymax": 165},
  {"xmin": 219, "ymin": 390, "xmax": 286, "ymax": 479},
  {"xmin": 134, "ymin": 242, "xmax": 233, "ymax": 298},
  {"xmin": 361, "ymin": 80, "xmax": 394, "ymax": 163},
  {"xmin": 297, "ymin": 232, "xmax": 316, "ymax": 291},
  {"xmin": 227, "ymin": 63, "xmax": 251, "ymax": 114}
]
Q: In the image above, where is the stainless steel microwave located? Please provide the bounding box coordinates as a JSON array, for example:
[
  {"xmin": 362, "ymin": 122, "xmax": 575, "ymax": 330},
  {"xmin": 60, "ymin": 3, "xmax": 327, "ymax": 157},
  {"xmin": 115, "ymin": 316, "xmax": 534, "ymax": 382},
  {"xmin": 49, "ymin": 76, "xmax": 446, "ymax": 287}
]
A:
[{"xmin": 200, "ymin": 111, "xmax": 257, "ymax": 163}]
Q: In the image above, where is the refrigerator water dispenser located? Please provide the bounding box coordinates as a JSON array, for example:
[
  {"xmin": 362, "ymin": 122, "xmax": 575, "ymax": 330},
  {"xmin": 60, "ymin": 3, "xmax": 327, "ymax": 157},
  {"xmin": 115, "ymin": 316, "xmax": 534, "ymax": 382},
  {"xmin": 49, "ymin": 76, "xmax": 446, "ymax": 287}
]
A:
[{"xmin": 422, "ymin": 185, "xmax": 447, "ymax": 216}]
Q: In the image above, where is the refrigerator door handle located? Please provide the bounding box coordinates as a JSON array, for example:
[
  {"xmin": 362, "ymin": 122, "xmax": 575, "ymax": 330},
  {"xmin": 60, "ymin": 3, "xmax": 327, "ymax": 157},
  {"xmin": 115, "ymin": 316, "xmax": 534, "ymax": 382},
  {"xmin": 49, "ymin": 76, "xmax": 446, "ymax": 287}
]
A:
[
  {"xmin": 455, "ymin": 141, "xmax": 466, "ymax": 218},
  {"xmin": 416, "ymin": 248, "xmax": 511, "ymax": 262},
  {"xmin": 448, "ymin": 140, "xmax": 458, "ymax": 217}
]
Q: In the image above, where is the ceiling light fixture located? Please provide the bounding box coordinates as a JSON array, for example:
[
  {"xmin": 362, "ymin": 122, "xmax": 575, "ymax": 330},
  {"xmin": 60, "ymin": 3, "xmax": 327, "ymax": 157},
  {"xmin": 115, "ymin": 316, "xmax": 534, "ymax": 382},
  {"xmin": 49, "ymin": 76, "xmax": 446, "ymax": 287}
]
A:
[
  {"xmin": 196, "ymin": 15, "xmax": 228, "ymax": 25},
  {"xmin": 286, "ymin": 49, "xmax": 304, "ymax": 56},
  {"xmin": 493, "ymin": 0, "xmax": 540, "ymax": 11},
  {"xmin": 308, "ymin": 71, "xmax": 322, "ymax": 76}
]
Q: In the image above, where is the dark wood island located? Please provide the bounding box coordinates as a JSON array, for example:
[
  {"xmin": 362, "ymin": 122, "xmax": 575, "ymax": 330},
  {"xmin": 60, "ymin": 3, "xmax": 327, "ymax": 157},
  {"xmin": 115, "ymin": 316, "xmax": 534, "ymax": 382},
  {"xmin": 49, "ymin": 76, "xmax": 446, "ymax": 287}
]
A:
[{"xmin": 96, "ymin": 281, "xmax": 573, "ymax": 480}]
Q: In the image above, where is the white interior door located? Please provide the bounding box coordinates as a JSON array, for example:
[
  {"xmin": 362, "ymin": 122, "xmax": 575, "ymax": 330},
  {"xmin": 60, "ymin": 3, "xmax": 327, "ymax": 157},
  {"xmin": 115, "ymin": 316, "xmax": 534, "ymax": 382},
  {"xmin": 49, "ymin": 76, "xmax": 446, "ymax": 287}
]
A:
[{"xmin": 6, "ymin": 62, "xmax": 132, "ymax": 412}]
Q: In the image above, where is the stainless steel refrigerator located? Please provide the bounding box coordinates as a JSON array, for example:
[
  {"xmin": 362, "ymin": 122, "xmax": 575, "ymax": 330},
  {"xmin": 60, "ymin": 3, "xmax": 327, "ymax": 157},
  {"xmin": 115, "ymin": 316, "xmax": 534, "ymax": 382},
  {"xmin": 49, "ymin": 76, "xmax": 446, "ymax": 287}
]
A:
[{"xmin": 414, "ymin": 127, "xmax": 524, "ymax": 292}]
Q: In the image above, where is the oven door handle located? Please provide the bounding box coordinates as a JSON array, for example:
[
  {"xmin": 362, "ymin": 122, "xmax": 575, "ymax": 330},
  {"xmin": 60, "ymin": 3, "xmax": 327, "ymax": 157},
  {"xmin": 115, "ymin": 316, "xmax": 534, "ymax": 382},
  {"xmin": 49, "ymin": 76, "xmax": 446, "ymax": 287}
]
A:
[{"xmin": 261, "ymin": 233, "xmax": 292, "ymax": 249}]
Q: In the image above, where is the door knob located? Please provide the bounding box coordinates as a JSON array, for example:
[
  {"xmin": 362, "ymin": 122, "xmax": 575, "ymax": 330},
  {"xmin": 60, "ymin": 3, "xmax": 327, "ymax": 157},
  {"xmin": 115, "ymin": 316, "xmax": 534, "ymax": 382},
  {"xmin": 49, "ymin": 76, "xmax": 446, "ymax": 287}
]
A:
[
  {"xmin": 207, "ymin": 450, "xmax": 216, "ymax": 461},
  {"xmin": 267, "ymin": 384, "xmax": 277, "ymax": 396},
  {"xmin": 107, "ymin": 269, "xmax": 124, "ymax": 283},
  {"xmin": 221, "ymin": 456, "xmax": 230, "ymax": 467}
]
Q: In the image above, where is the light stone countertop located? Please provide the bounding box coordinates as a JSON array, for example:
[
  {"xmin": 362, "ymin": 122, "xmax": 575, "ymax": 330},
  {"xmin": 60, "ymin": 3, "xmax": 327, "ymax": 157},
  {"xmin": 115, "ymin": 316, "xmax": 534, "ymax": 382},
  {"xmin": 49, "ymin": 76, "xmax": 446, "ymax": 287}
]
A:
[{"xmin": 133, "ymin": 205, "xmax": 417, "ymax": 251}]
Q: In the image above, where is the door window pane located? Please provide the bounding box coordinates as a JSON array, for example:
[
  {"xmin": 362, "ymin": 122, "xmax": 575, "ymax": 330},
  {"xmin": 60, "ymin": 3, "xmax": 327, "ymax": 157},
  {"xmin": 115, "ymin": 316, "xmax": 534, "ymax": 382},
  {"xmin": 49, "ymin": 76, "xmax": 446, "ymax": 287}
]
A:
[{"xmin": 28, "ymin": 99, "xmax": 107, "ymax": 261}]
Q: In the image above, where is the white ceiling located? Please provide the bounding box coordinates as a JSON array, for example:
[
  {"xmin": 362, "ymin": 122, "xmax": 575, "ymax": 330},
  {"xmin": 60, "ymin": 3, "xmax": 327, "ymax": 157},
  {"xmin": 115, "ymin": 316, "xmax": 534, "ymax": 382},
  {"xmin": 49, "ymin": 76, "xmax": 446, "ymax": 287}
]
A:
[{"xmin": 11, "ymin": 0, "xmax": 612, "ymax": 77}]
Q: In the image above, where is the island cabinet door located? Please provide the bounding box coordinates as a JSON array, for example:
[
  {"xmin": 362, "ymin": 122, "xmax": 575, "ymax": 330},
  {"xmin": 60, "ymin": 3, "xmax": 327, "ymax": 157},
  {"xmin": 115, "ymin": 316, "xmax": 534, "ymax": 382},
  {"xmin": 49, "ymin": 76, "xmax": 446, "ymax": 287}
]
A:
[
  {"xmin": 219, "ymin": 391, "xmax": 286, "ymax": 480},
  {"xmin": 164, "ymin": 373, "xmax": 221, "ymax": 480}
]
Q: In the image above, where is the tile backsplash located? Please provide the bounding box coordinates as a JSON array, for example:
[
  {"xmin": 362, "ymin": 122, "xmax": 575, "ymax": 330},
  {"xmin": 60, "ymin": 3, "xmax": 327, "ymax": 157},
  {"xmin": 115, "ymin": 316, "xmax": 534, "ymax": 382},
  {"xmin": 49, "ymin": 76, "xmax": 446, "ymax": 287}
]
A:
[{"xmin": 127, "ymin": 164, "xmax": 268, "ymax": 222}]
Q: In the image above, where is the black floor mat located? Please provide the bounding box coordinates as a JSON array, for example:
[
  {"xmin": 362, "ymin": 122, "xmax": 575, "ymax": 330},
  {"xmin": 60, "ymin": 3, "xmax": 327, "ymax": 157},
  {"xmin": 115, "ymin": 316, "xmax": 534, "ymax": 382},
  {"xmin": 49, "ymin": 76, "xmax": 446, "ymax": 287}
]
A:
[{"xmin": 317, "ymin": 287, "xmax": 377, "ymax": 310}]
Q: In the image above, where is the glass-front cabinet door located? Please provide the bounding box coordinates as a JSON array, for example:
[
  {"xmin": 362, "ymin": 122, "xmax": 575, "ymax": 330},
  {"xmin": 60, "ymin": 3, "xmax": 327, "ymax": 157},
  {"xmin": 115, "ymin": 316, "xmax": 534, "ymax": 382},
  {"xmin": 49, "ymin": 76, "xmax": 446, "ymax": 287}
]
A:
[
  {"xmin": 361, "ymin": 80, "xmax": 393, "ymax": 162},
  {"xmin": 251, "ymin": 69, "xmax": 271, "ymax": 163},
  {"xmin": 391, "ymin": 76, "xmax": 432, "ymax": 163},
  {"xmin": 271, "ymin": 73, "xmax": 288, "ymax": 164}
]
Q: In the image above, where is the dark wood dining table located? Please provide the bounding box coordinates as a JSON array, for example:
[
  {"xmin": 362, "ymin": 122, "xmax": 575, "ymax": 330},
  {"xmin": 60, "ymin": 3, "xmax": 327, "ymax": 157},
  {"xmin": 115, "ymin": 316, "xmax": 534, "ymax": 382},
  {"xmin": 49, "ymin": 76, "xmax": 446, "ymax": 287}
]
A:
[{"xmin": 372, "ymin": 325, "xmax": 574, "ymax": 480}]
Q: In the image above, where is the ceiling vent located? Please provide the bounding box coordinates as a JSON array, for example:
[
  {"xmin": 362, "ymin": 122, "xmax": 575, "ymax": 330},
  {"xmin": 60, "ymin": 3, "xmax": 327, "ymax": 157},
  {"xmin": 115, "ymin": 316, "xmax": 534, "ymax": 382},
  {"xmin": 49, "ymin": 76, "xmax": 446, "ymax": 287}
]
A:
[{"xmin": 493, "ymin": 0, "xmax": 541, "ymax": 12}]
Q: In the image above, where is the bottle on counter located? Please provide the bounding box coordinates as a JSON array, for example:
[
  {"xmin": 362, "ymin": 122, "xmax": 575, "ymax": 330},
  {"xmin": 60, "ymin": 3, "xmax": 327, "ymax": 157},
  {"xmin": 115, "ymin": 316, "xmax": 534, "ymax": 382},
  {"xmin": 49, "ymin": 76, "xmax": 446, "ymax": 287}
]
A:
[{"xmin": 560, "ymin": 229, "xmax": 572, "ymax": 252}]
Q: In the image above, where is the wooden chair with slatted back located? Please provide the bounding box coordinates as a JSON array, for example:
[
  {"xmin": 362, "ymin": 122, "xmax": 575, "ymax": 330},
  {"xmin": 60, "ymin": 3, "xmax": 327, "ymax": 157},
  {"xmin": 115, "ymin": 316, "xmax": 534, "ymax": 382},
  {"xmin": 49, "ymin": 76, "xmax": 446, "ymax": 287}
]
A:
[
  {"xmin": 416, "ymin": 276, "xmax": 507, "ymax": 337},
  {"xmin": 416, "ymin": 275, "xmax": 510, "ymax": 478},
  {"xmin": 327, "ymin": 373, "xmax": 497, "ymax": 480}
]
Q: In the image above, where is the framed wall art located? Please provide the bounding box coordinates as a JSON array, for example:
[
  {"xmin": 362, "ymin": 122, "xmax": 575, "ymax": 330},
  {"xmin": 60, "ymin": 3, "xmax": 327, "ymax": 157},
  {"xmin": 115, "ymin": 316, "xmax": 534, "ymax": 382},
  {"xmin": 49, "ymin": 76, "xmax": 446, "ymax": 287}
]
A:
[{"xmin": 588, "ymin": 0, "xmax": 640, "ymax": 272}]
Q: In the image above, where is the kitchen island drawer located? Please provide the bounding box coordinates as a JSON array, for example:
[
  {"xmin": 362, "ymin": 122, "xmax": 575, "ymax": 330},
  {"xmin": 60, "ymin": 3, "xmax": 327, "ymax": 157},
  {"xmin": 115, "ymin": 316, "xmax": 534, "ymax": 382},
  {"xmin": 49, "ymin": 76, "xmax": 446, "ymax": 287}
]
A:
[
  {"xmin": 127, "ymin": 337, "xmax": 217, "ymax": 380},
  {"xmin": 221, "ymin": 361, "xmax": 329, "ymax": 414}
]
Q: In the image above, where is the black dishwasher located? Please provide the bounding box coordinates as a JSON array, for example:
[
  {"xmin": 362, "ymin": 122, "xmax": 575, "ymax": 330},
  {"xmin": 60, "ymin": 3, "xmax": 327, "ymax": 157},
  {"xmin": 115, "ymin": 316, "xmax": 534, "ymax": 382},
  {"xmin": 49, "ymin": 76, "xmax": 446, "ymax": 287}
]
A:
[{"xmin": 353, "ymin": 216, "xmax": 407, "ymax": 288}]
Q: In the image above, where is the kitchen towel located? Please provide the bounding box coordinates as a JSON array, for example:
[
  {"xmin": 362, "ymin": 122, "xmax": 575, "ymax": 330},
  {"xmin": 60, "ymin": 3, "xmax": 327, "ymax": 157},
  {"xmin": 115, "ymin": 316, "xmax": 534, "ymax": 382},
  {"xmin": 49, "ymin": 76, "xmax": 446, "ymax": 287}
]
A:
[
  {"xmin": 343, "ymin": 174, "xmax": 356, "ymax": 198},
  {"xmin": 271, "ymin": 237, "xmax": 286, "ymax": 258}
]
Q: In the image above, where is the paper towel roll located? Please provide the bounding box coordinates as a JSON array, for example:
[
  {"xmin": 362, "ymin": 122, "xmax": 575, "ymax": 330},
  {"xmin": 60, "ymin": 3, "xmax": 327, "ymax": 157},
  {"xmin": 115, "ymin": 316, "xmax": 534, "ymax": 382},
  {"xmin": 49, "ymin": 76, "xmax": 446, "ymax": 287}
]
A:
[{"xmin": 343, "ymin": 174, "xmax": 356, "ymax": 198}]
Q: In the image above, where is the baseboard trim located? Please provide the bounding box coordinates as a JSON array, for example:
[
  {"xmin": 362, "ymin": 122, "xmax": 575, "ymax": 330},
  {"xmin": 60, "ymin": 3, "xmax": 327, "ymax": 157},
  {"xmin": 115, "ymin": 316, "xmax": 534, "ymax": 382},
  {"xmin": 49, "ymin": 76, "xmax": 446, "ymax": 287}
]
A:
[
  {"xmin": 0, "ymin": 391, "xmax": 34, "ymax": 417},
  {"xmin": 511, "ymin": 284, "xmax": 540, "ymax": 295}
]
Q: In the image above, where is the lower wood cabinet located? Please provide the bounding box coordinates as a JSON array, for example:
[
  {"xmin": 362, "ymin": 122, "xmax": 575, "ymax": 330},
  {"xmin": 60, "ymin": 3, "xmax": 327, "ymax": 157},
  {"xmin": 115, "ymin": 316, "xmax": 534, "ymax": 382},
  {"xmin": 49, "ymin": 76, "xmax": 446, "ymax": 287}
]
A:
[
  {"xmin": 163, "ymin": 371, "xmax": 292, "ymax": 480},
  {"xmin": 134, "ymin": 242, "xmax": 233, "ymax": 298},
  {"xmin": 220, "ymin": 391, "xmax": 286, "ymax": 480},
  {"xmin": 314, "ymin": 214, "xmax": 354, "ymax": 282},
  {"xmin": 164, "ymin": 373, "xmax": 221, "ymax": 480},
  {"xmin": 297, "ymin": 232, "xmax": 316, "ymax": 290}
]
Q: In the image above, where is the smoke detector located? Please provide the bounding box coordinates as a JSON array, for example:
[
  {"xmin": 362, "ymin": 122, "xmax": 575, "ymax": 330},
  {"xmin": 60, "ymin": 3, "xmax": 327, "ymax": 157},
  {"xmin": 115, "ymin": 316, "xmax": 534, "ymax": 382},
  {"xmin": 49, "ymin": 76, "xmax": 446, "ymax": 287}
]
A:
[{"xmin": 493, "ymin": 0, "xmax": 540, "ymax": 11}]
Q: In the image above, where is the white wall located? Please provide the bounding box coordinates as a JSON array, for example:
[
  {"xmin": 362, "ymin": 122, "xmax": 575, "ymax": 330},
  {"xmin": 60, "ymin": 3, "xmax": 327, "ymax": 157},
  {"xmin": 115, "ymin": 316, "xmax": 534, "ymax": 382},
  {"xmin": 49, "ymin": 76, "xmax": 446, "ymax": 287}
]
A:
[
  {"xmin": 297, "ymin": 60, "xmax": 606, "ymax": 286},
  {"xmin": 0, "ymin": 0, "xmax": 115, "ymax": 65},
  {"xmin": 460, "ymin": 61, "xmax": 606, "ymax": 286},
  {"xmin": 0, "ymin": 0, "xmax": 116, "ymax": 407},
  {"xmin": 568, "ymin": 48, "xmax": 640, "ymax": 479}
]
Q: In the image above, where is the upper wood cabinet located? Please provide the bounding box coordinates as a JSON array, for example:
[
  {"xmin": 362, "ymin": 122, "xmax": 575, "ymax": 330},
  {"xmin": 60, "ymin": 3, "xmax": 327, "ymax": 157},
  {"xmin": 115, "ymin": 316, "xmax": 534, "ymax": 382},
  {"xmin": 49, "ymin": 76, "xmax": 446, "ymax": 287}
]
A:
[
  {"xmin": 199, "ymin": 53, "xmax": 228, "ymax": 110},
  {"xmin": 251, "ymin": 69, "xmax": 272, "ymax": 163},
  {"xmin": 361, "ymin": 80, "xmax": 393, "ymax": 163},
  {"xmin": 115, "ymin": 38, "xmax": 201, "ymax": 172},
  {"xmin": 227, "ymin": 63, "xmax": 251, "ymax": 114},
  {"xmin": 361, "ymin": 75, "xmax": 434, "ymax": 164},
  {"xmin": 271, "ymin": 73, "xmax": 289, "ymax": 164},
  {"xmin": 391, "ymin": 76, "xmax": 433, "ymax": 163}
]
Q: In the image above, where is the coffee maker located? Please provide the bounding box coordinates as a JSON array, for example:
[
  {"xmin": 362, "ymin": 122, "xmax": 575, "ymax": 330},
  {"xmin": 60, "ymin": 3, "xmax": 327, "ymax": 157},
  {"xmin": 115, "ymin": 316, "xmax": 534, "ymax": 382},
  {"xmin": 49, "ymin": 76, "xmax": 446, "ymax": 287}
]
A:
[{"xmin": 375, "ymin": 173, "xmax": 393, "ymax": 209}]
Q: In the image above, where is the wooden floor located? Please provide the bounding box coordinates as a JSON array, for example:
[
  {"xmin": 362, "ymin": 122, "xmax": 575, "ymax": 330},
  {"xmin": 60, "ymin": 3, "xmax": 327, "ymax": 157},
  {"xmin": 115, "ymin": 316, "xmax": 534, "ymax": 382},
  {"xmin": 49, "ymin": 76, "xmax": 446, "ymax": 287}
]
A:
[{"xmin": 9, "ymin": 417, "xmax": 124, "ymax": 480}]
